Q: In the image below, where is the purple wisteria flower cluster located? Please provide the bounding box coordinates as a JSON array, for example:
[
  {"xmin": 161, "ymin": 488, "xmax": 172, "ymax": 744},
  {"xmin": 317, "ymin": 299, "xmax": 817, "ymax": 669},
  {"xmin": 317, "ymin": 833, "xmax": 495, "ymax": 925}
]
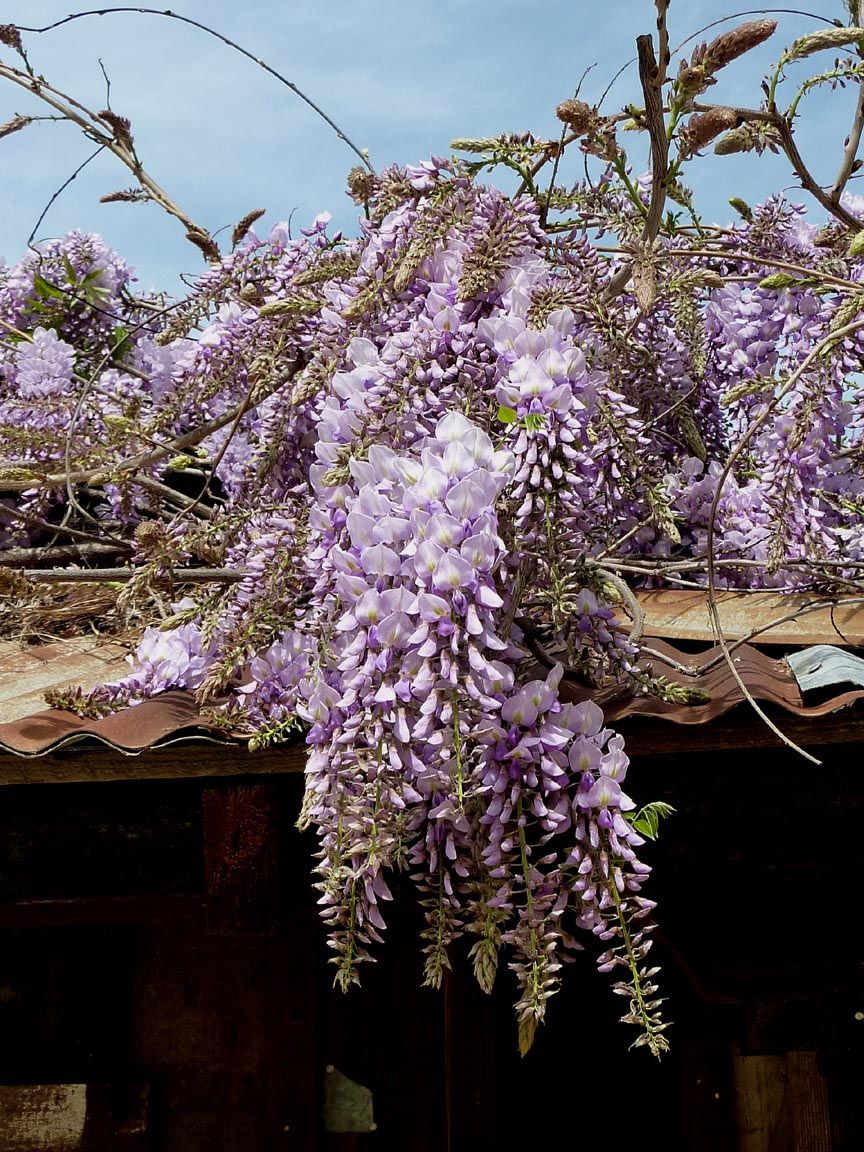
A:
[{"xmin": 3, "ymin": 153, "xmax": 864, "ymax": 1056}]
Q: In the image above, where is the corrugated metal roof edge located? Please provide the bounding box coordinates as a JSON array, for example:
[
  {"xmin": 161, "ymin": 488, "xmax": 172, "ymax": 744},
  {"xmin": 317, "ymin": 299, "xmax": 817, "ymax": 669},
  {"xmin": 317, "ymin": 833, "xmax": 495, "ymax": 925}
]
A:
[
  {"xmin": 4, "ymin": 590, "xmax": 864, "ymax": 760},
  {"xmin": 3, "ymin": 640, "xmax": 864, "ymax": 760}
]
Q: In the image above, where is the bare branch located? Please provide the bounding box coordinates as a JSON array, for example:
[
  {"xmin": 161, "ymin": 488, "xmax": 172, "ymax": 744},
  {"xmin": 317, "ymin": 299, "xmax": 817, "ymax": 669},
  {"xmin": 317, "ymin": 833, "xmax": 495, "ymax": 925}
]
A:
[
  {"xmin": 5, "ymin": 567, "xmax": 245, "ymax": 585},
  {"xmin": 0, "ymin": 58, "xmax": 218, "ymax": 256},
  {"xmin": 637, "ymin": 34, "xmax": 669, "ymax": 245},
  {"xmin": 0, "ymin": 543, "xmax": 125, "ymax": 567},
  {"xmin": 699, "ymin": 99, "xmax": 864, "ymax": 230},
  {"xmin": 773, "ymin": 114, "xmax": 864, "ymax": 230},
  {"xmin": 604, "ymin": 32, "xmax": 669, "ymax": 300},
  {"xmin": 14, "ymin": 8, "xmax": 373, "ymax": 172},
  {"xmin": 829, "ymin": 79, "xmax": 864, "ymax": 203}
]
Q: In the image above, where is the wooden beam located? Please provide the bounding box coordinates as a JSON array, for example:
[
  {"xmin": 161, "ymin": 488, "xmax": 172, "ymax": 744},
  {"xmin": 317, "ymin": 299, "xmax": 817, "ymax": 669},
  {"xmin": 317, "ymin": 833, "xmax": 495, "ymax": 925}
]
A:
[
  {"xmin": 0, "ymin": 895, "xmax": 202, "ymax": 929},
  {"xmin": 0, "ymin": 742, "xmax": 306, "ymax": 786},
  {"xmin": 618, "ymin": 709, "xmax": 864, "ymax": 757},
  {"xmin": 732, "ymin": 1048, "xmax": 833, "ymax": 1152}
]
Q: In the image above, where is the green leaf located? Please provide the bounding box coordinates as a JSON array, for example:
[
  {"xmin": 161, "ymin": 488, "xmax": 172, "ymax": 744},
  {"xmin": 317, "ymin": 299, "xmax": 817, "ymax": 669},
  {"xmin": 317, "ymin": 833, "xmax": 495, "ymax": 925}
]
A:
[
  {"xmin": 522, "ymin": 412, "xmax": 547, "ymax": 433},
  {"xmin": 849, "ymin": 229, "xmax": 864, "ymax": 258},
  {"xmin": 631, "ymin": 801, "xmax": 676, "ymax": 841},
  {"xmin": 111, "ymin": 325, "xmax": 131, "ymax": 359},
  {"xmin": 61, "ymin": 253, "xmax": 78, "ymax": 286},
  {"xmin": 517, "ymin": 1013, "xmax": 537, "ymax": 1057},
  {"xmin": 497, "ymin": 404, "xmax": 518, "ymax": 424},
  {"xmin": 32, "ymin": 273, "xmax": 66, "ymax": 302}
]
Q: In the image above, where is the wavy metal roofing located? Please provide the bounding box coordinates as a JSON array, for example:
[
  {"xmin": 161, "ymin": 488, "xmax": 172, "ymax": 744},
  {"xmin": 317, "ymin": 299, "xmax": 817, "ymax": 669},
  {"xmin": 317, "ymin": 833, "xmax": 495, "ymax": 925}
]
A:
[
  {"xmin": 3, "ymin": 593, "xmax": 864, "ymax": 759},
  {"xmin": 562, "ymin": 639, "xmax": 864, "ymax": 724}
]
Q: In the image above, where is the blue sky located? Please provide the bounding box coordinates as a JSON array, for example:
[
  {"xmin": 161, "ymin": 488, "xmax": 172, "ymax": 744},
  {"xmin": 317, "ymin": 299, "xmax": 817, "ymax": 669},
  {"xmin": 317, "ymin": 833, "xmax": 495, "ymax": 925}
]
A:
[{"xmin": 1, "ymin": 2, "xmax": 860, "ymax": 292}]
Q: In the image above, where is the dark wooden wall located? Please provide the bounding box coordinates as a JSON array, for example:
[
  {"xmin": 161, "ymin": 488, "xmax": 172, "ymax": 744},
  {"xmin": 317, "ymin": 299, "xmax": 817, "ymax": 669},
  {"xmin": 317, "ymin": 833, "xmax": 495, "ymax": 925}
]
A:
[{"xmin": 0, "ymin": 737, "xmax": 861, "ymax": 1150}]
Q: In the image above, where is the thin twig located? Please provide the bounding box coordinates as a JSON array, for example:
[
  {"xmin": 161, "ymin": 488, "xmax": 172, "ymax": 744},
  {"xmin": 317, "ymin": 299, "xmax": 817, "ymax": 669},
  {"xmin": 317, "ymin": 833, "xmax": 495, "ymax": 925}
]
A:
[
  {"xmin": 27, "ymin": 146, "xmax": 105, "ymax": 246},
  {"xmin": 0, "ymin": 351, "xmax": 297, "ymax": 493},
  {"xmin": 0, "ymin": 506, "xmax": 129, "ymax": 549},
  {"xmin": 15, "ymin": 8, "xmax": 372, "ymax": 171},
  {"xmin": 601, "ymin": 569, "xmax": 646, "ymax": 645},
  {"xmin": 772, "ymin": 115, "xmax": 864, "ymax": 231},
  {"xmin": 165, "ymin": 369, "xmax": 258, "ymax": 529},
  {"xmin": 599, "ymin": 238, "xmax": 863, "ymax": 292},
  {"xmin": 654, "ymin": 1, "xmax": 671, "ymax": 92},
  {"xmin": 0, "ymin": 59, "xmax": 217, "ymax": 254},
  {"xmin": 7, "ymin": 567, "xmax": 245, "ymax": 584},
  {"xmin": 118, "ymin": 476, "xmax": 216, "ymax": 520}
]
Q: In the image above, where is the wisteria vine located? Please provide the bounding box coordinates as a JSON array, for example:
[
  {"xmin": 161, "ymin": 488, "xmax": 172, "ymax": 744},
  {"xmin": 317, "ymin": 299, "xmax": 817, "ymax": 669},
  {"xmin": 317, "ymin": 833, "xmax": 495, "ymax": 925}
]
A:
[{"xmin": 4, "ymin": 6, "xmax": 864, "ymax": 1054}]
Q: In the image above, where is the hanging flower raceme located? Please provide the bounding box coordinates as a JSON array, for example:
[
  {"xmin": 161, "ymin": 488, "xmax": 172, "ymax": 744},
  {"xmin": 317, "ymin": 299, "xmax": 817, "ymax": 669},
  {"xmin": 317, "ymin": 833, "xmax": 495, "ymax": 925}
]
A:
[{"xmin": 6, "ymin": 156, "xmax": 864, "ymax": 1055}]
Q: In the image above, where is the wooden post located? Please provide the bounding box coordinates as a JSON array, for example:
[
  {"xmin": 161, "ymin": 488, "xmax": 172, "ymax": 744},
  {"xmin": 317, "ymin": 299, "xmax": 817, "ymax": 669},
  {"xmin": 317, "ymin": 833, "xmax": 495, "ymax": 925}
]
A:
[
  {"xmin": 786, "ymin": 1051, "xmax": 832, "ymax": 1152},
  {"xmin": 734, "ymin": 1048, "xmax": 833, "ymax": 1152},
  {"xmin": 202, "ymin": 781, "xmax": 280, "ymax": 935}
]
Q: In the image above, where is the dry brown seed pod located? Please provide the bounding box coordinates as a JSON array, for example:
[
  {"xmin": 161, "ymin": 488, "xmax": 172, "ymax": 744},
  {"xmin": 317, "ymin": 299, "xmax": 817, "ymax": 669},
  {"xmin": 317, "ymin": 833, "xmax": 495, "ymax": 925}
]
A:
[
  {"xmin": 0, "ymin": 114, "xmax": 31, "ymax": 140},
  {"xmin": 231, "ymin": 208, "xmax": 266, "ymax": 250},
  {"xmin": 704, "ymin": 19, "xmax": 777, "ymax": 71},
  {"xmin": 555, "ymin": 99, "xmax": 594, "ymax": 134},
  {"xmin": 681, "ymin": 107, "xmax": 740, "ymax": 155},
  {"xmin": 0, "ymin": 24, "xmax": 23, "ymax": 52}
]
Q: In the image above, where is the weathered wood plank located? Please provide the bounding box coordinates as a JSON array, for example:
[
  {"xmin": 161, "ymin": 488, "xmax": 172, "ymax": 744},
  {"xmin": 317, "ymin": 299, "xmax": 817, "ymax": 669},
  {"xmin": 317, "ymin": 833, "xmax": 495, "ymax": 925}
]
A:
[
  {"xmin": 733, "ymin": 1049, "xmax": 788, "ymax": 1152},
  {"xmin": 786, "ymin": 1051, "xmax": 832, "ymax": 1152},
  {"xmin": 202, "ymin": 782, "xmax": 280, "ymax": 935},
  {"xmin": 0, "ymin": 1085, "xmax": 87, "ymax": 1151},
  {"xmin": 0, "ymin": 1083, "xmax": 148, "ymax": 1151},
  {"xmin": 636, "ymin": 590, "xmax": 864, "ymax": 648},
  {"xmin": 0, "ymin": 741, "xmax": 306, "ymax": 786},
  {"xmin": 263, "ymin": 933, "xmax": 320, "ymax": 1151},
  {"xmin": 443, "ymin": 967, "xmax": 497, "ymax": 1150}
]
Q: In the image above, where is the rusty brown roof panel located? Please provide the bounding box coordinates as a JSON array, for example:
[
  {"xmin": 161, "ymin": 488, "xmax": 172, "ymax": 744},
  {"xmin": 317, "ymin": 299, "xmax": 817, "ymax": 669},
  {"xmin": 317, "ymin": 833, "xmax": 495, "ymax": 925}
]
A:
[
  {"xmin": 4, "ymin": 592, "xmax": 864, "ymax": 760},
  {"xmin": 635, "ymin": 590, "xmax": 864, "ymax": 648},
  {"xmin": 560, "ymin": 641, "xmax": 864, "ymax": 725},
  {"xmin": 0, "ymin": 690, "xmax": 228, "ymax": 758},
  {"xmin": 3, "ymin": 640, "xmax": 864, "ymax": 759}
]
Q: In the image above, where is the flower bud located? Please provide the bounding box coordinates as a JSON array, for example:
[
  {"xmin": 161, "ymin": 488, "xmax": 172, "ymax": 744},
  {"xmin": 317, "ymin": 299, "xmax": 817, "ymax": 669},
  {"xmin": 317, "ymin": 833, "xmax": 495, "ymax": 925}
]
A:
[
  {"xmin": 714, "ymin": 126, "xmax": 755, "ymax": 156},
  {"xmin": 783, "ymin": 26, "xmax": 864, "ymax": 63},
  {"xmin": 0, "ymin": 24, "xmax": 23, "ymax": 52},
  {"xmin": 0, "ymin": 114, "xmax": 31, "ymax": 140},
  {"xmin": 555, "ymin": 99, "xmax": 594, "ymax": 134},
  {"xmin": 704, "ymin": 19, "xmax": 777, "ymax": 70},
  {"xmin": 681, "ymin": 107, "xmax": 739, "ymax": 156},
  {"xmin": 346, "ymin": 165, "xmax": 376, "ymax": 205}
]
